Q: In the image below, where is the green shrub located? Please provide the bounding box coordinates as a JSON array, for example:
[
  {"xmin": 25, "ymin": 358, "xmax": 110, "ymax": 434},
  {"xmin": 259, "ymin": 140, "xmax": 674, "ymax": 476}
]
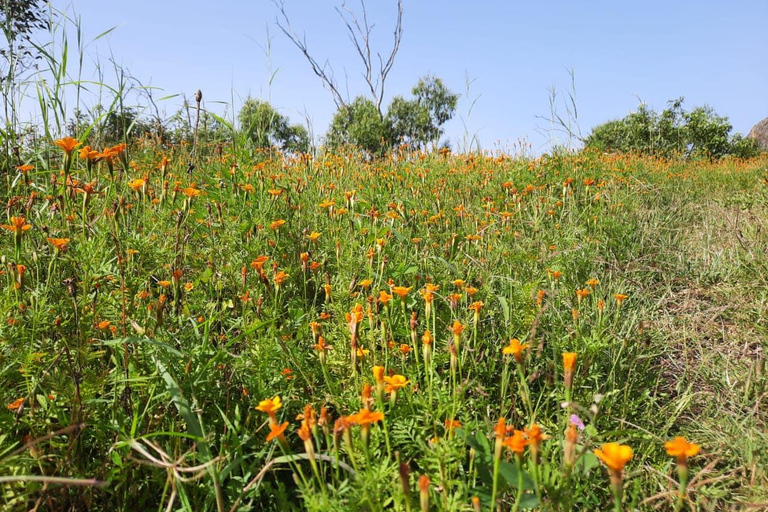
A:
[{"xmin": 585, "ymin": 98, "xmax": 763, "ymax": 159}]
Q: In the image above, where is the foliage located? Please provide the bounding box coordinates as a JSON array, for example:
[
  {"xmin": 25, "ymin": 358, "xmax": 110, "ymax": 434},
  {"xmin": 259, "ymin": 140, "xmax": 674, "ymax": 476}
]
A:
[
  {"xmin": 0, "ymin": 0, "xmax": 49, "ymax": 77},
  {"xmin": 387, "ymin": 75, "xmax": 459, "ymax": 150},
  {"xmin": 2, "ymin": 5, "xmax": 767, "ymax": 512},
  {"xmin": 325, "ymin": 96, "xmax": 391, "ymax": 155},
  {"xmin": 238, "ymin": 98, "xmax": 309, "ymax": 153},
  {"xmin": 2, "ymin": 134, "xmax": 767, "ymax": 510},
  {"xmin": 585, "ymin": 98, "xmax": 763, "ymax": 159},
  {"xmin": 327, "ymin": 76, "xmax": 458, "ymax": 154}
]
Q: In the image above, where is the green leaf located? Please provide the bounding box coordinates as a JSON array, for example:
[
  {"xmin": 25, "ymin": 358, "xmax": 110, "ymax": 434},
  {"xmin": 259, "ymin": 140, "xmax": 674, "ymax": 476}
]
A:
[
  {"xmin": 578, "ymin": 451, "xmax": 600, "ymax": 473},
  {"xmin": 460, "ymin": 428, "xmax": 491, "ymax": 457},
  {"xmin": 102, "ymin": 337, "xmax": 183, "ymax": 358},
  {"xmin": 498, "ymin": 295, "xmax": 510, "ymax": 325},
  {"xmin": 498, "ymin": 461, "xmax": 536, "ymax": 490},
  {"xmin": 153, "ymin": 357, "xmax": 204, "ymax": 441},
  {"xmin": 518, "ymin": 493, "xmax": 541, "ymax": 509},
  {"xmin": 428, "ymin": 255, "xmax": 458, "ymax": 275}
]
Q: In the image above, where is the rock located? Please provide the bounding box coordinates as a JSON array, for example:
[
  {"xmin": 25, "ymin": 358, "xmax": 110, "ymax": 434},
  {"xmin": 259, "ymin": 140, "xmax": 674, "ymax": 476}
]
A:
[{"xmin": 747, "ymin": 117, "xmax": 768, "ymax": 151}]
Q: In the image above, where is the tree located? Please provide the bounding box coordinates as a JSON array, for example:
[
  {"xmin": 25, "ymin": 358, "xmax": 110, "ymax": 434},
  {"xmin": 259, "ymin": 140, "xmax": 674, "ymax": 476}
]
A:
[
  {"xmin": 682, "ymin": 106, "xmax": 732, "ymax": 158},
  {"xmin": 387, "ymin": 75, "xmax": 458, "ymax": 149},
  {"xmin": 238, "ymin": 98, "xmax": 309, "ymax": 153},
  {"xmin": 326, "ymin": 75, "xmax": 458, "ymax": 155},
  {"xmin": 584, "ymin": 98, "xmax": 761, "ymax": 159},
  {"xmin": 326, "ymin": 96, "xmax": 391, "ymax": 155},
  {"xmin": 273, "ymin": 0, "xmax": 403, "ymax": 116},
  {"xmin": 2, "ymin": 0, "xmax": 50, "ymax": 169},
  {"xmin": 1, "ymin": 0, "xmax": 48, "ymax": 80}
]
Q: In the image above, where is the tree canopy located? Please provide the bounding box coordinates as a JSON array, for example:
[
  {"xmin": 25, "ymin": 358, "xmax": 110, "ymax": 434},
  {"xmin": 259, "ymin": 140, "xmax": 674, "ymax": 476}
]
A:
[
  {"xmin": 238, "ymin": 98, "xmax": 309, "ymax": 154},
  {"xmin": 585, "ymin": 98, "xmax": 762, "ymax": 159},
  {"xmin": 326, "ymin": 75, "xmax": 458, "ymax": 155},
  {"xmin": 1, "ymin": 0, "xmax": 49, "ymax": 78}
]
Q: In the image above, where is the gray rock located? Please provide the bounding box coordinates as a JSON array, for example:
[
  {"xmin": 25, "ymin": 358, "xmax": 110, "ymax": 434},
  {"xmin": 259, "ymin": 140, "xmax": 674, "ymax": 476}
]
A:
[{"xmin": 747, "ymin": 117, "xmax": 768, "ymax": 150}]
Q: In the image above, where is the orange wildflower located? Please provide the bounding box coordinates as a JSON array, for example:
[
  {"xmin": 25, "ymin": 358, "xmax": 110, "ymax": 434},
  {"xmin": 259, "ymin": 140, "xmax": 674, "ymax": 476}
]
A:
[
  {"xmin": 419, "ymin": 475, "xmax": 430, "ymax": 511},
  {"xmin": 1, "ymin": 216, "xmax": 32, "ymax": 235},
  {"xmin": 313, "ymin": 336, "xmax": 330, "ymax": 352},
  {"xmin": 182, "ymin": 186, "xmax": 202, "ymax": 197},
  {"xmin": 594, "ymin": 443, "xmax": 633, "ymax": 473},
  {"xmin": 503, "ymin": 429, "xmax": 528, "ymax": 455},
  {"xmin": 266, "ymin": 421, "xmax": 289, "ymax": 442},
  {"xmin": 383, "ymin": 374, "xmax": 409, "ymax": 393},
  {"xmin": 128, "ymin": 178, "xmax": 145, "ymax": 191},
  {"xmin": 349, "ymin": 408, "xmax": 384, "ymax": 427},
  {"xmin": 256, "ymin": 396, "xmax": 282, "ymax": 424},
  {"xmin": 451, "ymin": 320, "xmax": 464, "ymax": 337},
  {"xmin": 563, "ymin": 352, "xmax": 577, "ymax": 391},
  {"xmin": 274, "ymin": 271, "xmax": 289, "ymax": 286},
  {"xmin": 467, "ymin": 301, "xmax": 484, "ymax": 314},
  {"xmin": 6, "ymin": 397, "xmax": 24, "ymax": 412},
  {"xmin": 392, "ymin": 286, "xmax": 412, "ymax": 299},
  {"xmin": 54, "ymin": 137, "xmax": 82, "ymax": 154},
  {"xmin": 664, "ymin": 437, "xmax": 700, "ymax": 462},
  {"xmin": 562, "ymin": 352, "xmax": 577, "ymax": 372},
  {"xmin": 564, "ymin": 423, "xmax": 579, "ymax": 467},
  {"xmin": 525, "ymin": 423, "xmax": 548, "ymax": 463},
  {"xmin": 502, "ymin": 338, "xmax": 530, "ymax": 364},
  {"xmin": 47, "ymin": 237, "xmax": 70, "ymax": 251}
]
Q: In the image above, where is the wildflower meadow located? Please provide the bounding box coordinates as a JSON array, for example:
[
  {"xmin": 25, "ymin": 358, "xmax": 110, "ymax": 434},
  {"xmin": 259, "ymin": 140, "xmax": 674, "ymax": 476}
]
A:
[
  {"xmin": 2, "ymin": 139, "xmax": 767, "ymax": 510},
  {"xmin": 1, "ymin": 2, "xmax": 767, "ymax": 511}
]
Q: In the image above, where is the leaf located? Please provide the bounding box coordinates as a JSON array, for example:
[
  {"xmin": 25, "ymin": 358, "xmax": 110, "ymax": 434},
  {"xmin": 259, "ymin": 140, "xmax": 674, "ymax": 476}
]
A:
[
  {"xmin": 518, "ymin": 493, "xmax": 541, "ymax": 509},
  {"xmin": 498, "ymin": 460, "xmax": 536, "ymax": 490},
  {"xmin": 102, "ymin": 337, "xmax": 183, "ymax": 358},
  {"xmin": 199, "ymin": 268, "xmax": 213, "ymax": 283},
  {"xmin": 389, "ymin": 226, "xmax": 407, "ymax": 244},
  {"xmin": 475, "ymin": 430, "xmax": 492, "ymax": 455},
  {"xmin": 497, "ymin": 295, "xmax": 510, "ymax": 325},
  {"xmin": 578, "ymin": 451, "xmax": 600, "ymax": 474},
  {"xmin": 92, "ymin": 26, "xmax": 118, "ymax": 41},
  {"xmin": 129, "ymin": 319, "xmax": 145, "ymax": 336},
  {"xmin": 208, "ymin": 112, "xmax": 234, "ymax": 131},
  {"xmin": 428, "ymin": 255, "xmax": 458, "ymax": 275},
  {"xmin": 460, "ymin": 428, "xmax": 491, "ymax": 460},
  {"xmin": 153, "ymin": 357, "xmax": 204, "ymax": 441}
]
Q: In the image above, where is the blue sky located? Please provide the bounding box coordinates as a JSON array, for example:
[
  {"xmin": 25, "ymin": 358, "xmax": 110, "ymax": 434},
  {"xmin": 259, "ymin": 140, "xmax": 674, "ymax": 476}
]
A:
[{"xmin": 52, "ymin": 0, "xmax": 768, "ymax": 152}]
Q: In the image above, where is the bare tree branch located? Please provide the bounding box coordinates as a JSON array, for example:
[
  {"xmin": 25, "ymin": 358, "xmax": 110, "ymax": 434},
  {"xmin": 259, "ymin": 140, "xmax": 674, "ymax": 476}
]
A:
[
  {"xmin": 273, "ymin": 0, "xmax": 403, "ymax": 117},
  {"xmin": 272, "ymin": 0, "xmax": 347, "ymax": 108},
  {"xmin": 336, "ymin": 1, "xmax": 376, "ymax": 109},
  {"xmin": 377, "ymin": 0, "xmax": 403, "ymax": 113}
]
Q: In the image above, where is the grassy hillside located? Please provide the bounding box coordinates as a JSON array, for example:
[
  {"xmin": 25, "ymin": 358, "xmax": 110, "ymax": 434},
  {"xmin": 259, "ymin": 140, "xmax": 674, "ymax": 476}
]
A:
[{"xmin": 1, "ymin": 142, "xmax": 767, "ymax": 511}]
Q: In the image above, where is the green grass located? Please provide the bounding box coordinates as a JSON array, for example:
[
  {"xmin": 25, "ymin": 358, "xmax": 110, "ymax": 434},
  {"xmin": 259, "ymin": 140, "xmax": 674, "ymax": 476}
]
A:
[{"xmin": 0, "ymin": 144, "xmax": 766, "ymax": 511}]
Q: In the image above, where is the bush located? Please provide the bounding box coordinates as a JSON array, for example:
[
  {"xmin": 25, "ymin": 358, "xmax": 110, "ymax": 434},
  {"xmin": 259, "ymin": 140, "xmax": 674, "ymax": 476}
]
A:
[
  {"xmin": 326, "ymin": 96, "xmax": 391, "ymax": 155},
  {"xmin": 326, "ymin": 75, "xmax": 458, "ymax": 155},
  {"xmin": 238, "ymin": 99, "xmax": 309, "ymax": 154},
  {"xmin": 585, "ymin": 98, "xmax": 763, "ymax": 159}
]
